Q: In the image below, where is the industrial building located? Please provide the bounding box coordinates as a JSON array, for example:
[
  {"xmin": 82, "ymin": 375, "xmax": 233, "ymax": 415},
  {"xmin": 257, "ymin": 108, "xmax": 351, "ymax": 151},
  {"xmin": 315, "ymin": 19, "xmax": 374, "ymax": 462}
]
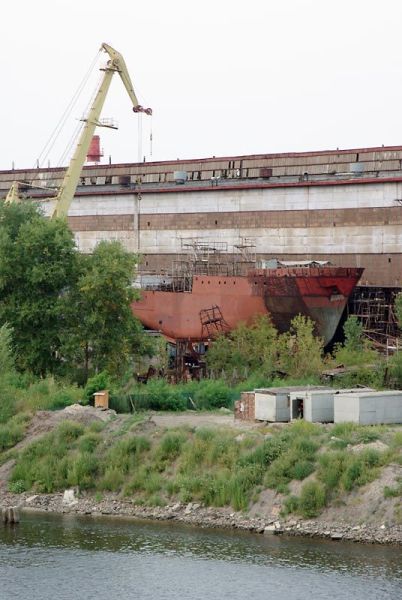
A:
[{"xmin": 2, "ymin": 144, "xmax": 402, "ymax": 343}]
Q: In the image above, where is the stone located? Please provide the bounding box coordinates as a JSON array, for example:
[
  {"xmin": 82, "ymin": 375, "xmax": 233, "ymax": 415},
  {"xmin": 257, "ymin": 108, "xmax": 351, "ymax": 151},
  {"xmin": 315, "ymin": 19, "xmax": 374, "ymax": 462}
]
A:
[
  {"xmin": 331, "ymin": 533, "xmax": 343, "ymax": 540},
  {"xmin": 62, "ymin": 489, "xmax": 78, "ymax": 506},
  {"xmin": 264, "ymin": 525, "xmax": 276, "ymax": 534},
  {"xmin": 26, "ymin": 495, "xmax": 38, "ymax": 504}
]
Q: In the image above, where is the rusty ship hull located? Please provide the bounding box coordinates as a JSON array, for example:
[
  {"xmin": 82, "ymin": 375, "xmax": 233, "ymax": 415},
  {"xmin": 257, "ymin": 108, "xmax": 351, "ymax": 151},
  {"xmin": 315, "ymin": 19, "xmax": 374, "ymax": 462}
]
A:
[{"xmin": 132, "ymin": 265, "xmax": 364, "ymax": 346}]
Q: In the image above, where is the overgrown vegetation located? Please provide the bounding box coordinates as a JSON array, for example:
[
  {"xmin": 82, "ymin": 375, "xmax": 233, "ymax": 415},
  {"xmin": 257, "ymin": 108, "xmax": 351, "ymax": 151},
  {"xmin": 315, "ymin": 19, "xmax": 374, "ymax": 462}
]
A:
[
  {"xmin": 7, "ymin": 419, "xmax": 401, "ymax": 518},
  {"xmin": 205, "ymin": 314, "xmax": 324, "ymax": 381}
]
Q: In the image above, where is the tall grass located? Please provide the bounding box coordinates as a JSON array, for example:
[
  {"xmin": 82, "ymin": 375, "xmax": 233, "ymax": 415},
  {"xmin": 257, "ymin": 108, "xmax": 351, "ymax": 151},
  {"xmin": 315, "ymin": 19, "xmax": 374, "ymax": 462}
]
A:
[{"xmin": 8, "ymin": 418, "xmax": 400, "ymax": 520}]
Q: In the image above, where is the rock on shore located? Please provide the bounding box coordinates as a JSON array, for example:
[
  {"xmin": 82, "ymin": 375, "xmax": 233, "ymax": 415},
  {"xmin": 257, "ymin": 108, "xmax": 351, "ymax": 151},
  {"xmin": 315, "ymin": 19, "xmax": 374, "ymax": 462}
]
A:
[{"xmin": 1, "ymin": 491, "xmax": 401, "ymax": 545}]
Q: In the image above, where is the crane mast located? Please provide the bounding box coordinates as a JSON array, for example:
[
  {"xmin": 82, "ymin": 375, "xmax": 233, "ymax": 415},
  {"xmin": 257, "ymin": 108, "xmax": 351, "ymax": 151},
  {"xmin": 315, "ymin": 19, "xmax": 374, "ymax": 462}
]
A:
[{"xmin": 5, "ymin": 43, "xmax": 152, "ymax": 219}]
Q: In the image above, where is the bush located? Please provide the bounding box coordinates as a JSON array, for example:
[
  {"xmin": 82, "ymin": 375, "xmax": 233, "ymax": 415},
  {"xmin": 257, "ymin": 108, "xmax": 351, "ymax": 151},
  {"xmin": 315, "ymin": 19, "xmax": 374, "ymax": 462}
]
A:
[
  {"xmin": 137, "ymin": 379, "xmax": 187, "ymax": 411},
  {"xmin": 8, "ymin": 479, "xmax": 27, "ymax": 494},
  {"xmin": 193, "ymin": 379, "xmax": 235, "ymax": 410},
  {"xmin": 298, "ymin": 481, "xmax": 326, "ymax": 517},
  {"xmin": 84, "ymin": 371, "xmax": 111, "ymax": 404}
]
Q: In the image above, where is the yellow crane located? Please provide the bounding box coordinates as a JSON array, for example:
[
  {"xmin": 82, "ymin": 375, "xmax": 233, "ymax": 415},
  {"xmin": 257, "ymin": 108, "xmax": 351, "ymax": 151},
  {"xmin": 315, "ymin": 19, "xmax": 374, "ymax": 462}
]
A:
[{"xmin": 5, "ymin": 43, "xmax": 151, "ymax": 219}]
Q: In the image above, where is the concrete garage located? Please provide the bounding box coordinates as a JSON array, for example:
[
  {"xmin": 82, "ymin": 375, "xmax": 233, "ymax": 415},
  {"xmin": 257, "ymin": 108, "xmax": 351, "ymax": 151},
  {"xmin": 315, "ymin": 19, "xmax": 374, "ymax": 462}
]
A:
[
  {"xmin": 334, "ymin": 391, "xmax": 402, "ymax": 425},
  {"xmin": 289, "ymin": 389, "xmax": 335, "ymax": 423},
  {"xmin": 254, "ymin": 388, "xmax": 292, "ymax": 422},
  {"xmin": 254, "ymin": 387, "xmax": 325, "ymax": 422}
]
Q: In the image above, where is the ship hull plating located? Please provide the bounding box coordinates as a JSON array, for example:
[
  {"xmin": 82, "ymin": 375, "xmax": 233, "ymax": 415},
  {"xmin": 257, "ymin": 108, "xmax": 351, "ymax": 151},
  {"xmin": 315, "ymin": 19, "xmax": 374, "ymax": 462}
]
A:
[{"xmin": 132, "ymin": 266, "xmax": 364, "ymax": 345}]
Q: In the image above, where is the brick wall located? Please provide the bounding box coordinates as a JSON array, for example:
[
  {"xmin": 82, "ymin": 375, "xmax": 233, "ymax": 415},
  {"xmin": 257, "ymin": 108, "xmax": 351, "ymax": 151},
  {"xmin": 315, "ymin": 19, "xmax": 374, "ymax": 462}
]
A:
[{"xmin": 234, "ymin": 391, "xmax": 255, "ymax": 421}]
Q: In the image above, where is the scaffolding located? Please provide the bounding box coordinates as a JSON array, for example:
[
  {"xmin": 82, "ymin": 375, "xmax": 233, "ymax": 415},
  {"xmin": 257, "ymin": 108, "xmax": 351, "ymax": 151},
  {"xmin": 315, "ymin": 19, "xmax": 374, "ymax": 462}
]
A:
[
  {"xmin": 348, "ymin": 286, "xmax": 401, "ymax": 353},
  {"xmin": 200, "ymin": 305, "xmax": 230, "ymax": 339}
]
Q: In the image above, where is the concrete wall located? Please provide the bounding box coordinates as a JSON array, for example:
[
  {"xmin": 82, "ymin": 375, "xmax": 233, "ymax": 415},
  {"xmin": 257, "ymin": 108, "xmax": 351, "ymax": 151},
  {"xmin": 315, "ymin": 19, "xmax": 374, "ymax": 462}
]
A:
[
  {"xmin": 254, "ymin": 390, "xmax": 290, "ymax": 422},
  {"xmin": 33, "ymin": 177, "xmax": 402, "ymax": 286},
  {"xmin": 334, "ymin": 391, "xmax": 402, "ymax": 424}
]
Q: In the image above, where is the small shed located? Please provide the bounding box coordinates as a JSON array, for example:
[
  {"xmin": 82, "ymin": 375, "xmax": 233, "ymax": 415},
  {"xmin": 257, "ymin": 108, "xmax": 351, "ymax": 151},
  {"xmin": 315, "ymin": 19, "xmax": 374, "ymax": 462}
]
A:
[
  {"xmin": 289, "ymin": 389, "xmax": 335, "ymax": 422},
  {"xmin": 334, "ymin": 390, "xmax": 402, "ymax": 425},
  {"xmin": 254, "ymin": 386, "xmax": 325, "ymax": 422}
]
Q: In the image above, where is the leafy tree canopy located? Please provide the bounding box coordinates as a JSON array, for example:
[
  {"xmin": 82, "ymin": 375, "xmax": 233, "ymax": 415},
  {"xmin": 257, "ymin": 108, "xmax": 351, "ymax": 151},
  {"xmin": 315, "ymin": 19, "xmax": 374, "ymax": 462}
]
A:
[{"xmin": 0, "ymin": 203, "xmax": 152, "ymax": 380}]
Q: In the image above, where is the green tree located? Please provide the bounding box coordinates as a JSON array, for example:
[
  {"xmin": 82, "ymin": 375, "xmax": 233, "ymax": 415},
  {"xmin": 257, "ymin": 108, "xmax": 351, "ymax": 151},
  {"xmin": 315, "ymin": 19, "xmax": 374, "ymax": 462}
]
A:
[
  {"xmin": 278, "ymin": 315, "xmax": 324, "ymax": 378},
  {"xmin": 394, "ymin": 292, "xmax": 402, "ymax": 329},
  {"xmin": 206, "ymin": 315, "xmax": 278, "ymax": 378},
  {"xmin": 343, "ymin": 315, "xmax": 364, "ymax": 352},
  {"xmin": 0, "ymin": 323, "xmax": 14, "ymax": 373},
  {"xmin": 333, "ymin": 316, "xmax": 378, "ymax": 368},
  {"xmin": 0, "ymin": 203, "xmax": 77, "ymax": 374},
  {"xmin": 61, "ymin": 240, "xmax": 148, "ymax": 379}
]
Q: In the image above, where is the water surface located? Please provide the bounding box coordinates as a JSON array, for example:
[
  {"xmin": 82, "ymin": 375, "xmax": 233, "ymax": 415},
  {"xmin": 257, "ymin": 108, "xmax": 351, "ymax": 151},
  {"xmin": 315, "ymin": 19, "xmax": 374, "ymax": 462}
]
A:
[{"xmin": 0, "ymin": 512, "xmax": 401, "ymax": 599}]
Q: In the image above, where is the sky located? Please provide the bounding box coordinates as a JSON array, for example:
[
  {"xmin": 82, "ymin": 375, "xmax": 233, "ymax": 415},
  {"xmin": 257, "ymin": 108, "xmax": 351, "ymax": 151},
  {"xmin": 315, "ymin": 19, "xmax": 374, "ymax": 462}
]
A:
[{"xmin": 2, "ymin": 0, "xmax": 402, "ymax": 170}]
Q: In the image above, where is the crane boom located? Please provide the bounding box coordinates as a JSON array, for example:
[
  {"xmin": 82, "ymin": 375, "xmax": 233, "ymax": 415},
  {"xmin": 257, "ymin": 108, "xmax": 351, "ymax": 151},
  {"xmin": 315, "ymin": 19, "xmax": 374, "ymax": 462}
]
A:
[
  {"xmin": 52, "ymin": 43, "xmax": 151, "ymax": 219},
  {"xmin": 3, "ymin": 43, "xmax": 151, "ymax": 218}
]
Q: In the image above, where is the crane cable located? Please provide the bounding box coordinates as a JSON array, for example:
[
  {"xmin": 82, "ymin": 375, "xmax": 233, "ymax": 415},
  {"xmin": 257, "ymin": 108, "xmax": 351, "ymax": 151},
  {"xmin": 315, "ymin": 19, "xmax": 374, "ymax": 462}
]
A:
[
  {"xmin": 32, "ymin": 50, "xmax": 101, "ymax": 178},
  {"xmin": 57, "ymin": 68, "xmax": 104, "ymax": 168}
]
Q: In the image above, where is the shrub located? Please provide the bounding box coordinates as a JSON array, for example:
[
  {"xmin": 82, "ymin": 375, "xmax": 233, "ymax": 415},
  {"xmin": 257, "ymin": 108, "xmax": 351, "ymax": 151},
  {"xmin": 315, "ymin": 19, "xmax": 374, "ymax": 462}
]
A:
[
  {"xmin": 193, "ymin": 379, "xmax": 234, "ymax": 409},
  {"xmin": 283, "ymin": 495, "xmax": 299, "ymax": 515},
  {"xmin": 298, "ymin": 481, "xmax": 326, "ymax": 517},
  {"xmin": 240, "ymin": 436, "xmax": 286, "ymax": 468},
  {"xmin": 84, "ymin": 371, "xmax": 111, "ymax": 404},
  {"xmin": 8, "ymin": 479, "xmax": 27, "ymax": 494},
  {"xmin": 138, "ymin": 379, "xmax": 187, "ymax": 411},
  {"xmin": 318, "ymin": 451, "xmax": 346, "ymax": 490},
  {"xmin": 67, "ymin": 453, "xmax": 99, "ymax": 489}
]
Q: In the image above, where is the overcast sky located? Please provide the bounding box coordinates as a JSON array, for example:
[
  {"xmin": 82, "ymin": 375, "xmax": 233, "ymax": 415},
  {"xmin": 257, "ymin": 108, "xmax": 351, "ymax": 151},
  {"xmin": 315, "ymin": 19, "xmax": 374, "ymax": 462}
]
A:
[{"xmin": 2, "ymin": 0, "xmax": 402, "ymax": 170}]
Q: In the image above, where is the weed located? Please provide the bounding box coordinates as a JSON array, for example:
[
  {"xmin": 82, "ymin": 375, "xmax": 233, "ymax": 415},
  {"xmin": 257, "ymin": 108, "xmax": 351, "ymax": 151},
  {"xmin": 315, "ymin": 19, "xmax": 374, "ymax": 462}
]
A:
[
  {"xmin": 157, "ymin": 431, "xmax": 187, "ymax": 462},
  {"xmin": 383, "ymin": 480, "xmax": 402, "ymax": 498},
  {"xmin": 148, "ymin": 494, "xmax": 165, "ymax": 507},
  {"xmin": 79, "ymin": 433, "xmax": 101, "ymax": 453},
  {"xmin": 89, "ymin": 420, "xmax": 106, "ymax": 433},
  {"xmin": 67, "ymin": 453, "xmax": 99, "ymax": 489},
  {"xmin": 283, "ymin": 495, "xmax": 299, "ymax": 515},
  {"xmin": 391, "ymin": 431, "xmax": 402, "ymax": 448},
  {"xmin": 99, "ymin": 467, "xmax": 125, "ymax": 491},
  {"xmin": 8, "ymin": 479, "xmax": 27, "ymax": 494},
  {"xmin": 298, "ymin": 481, "xmax": 326, "ymax": 517}
]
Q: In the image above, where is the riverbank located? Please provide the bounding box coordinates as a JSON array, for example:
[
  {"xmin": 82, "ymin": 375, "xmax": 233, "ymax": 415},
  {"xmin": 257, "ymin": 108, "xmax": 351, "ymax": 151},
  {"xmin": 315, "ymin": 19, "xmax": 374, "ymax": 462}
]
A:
[
  {"xmin": 1, "ymin": 406, "xmax": 401, "ymax": 545},
  {"xmin": 1, "ymin": 490, "xmax": 401, "ymax": 545}
]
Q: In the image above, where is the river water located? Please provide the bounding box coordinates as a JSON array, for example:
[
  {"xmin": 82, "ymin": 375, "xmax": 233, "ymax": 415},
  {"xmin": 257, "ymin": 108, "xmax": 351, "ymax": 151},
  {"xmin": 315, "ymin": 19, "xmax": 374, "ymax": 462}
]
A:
[{"xmin": 0, "ymin": 513, "xmax": 401, "ymax": 600}]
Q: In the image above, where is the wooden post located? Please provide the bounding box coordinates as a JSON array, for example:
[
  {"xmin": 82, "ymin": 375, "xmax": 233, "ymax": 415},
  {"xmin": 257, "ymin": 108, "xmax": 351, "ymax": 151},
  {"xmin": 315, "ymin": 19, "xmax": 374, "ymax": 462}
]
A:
[{"xmin": 2, "ymin": 506, "xmax": 20, "ymax": 524}]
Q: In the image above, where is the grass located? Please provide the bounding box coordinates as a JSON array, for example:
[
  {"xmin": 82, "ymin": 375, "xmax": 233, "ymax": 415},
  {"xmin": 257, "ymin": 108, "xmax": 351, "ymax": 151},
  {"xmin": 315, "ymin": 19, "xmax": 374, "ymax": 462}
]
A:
[
  {"xmin": 7, "ymin": 417, "xmax": 402, "ymax": 519},
  {"xmin": 0, "ymin": 412, "xmax": 31, "ymax": 451}
]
